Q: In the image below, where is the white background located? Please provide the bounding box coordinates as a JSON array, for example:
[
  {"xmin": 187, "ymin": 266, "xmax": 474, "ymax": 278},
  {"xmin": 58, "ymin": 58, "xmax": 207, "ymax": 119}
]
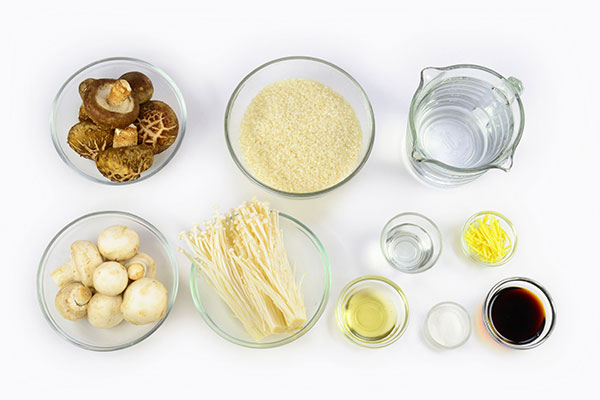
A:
[{"xmin": 1, "ymin": 0, "xmax": 598, "ymax": 398}]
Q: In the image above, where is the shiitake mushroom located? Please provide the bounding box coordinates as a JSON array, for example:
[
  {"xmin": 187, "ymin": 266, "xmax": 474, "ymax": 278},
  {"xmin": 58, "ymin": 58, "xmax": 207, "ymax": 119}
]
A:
[
  {"xmin": 96, "ymin": 144, "xmax": 154, "ymax": 182},
  {"xmin": 67, "ymin": 121, "xmax": 113, "ymax": 160},
  {"xmin": 78, "ymin": 104, "xmax": 90, "ymax": 122},
  {"xmin": 134, "ymin": 100, "xmax": 179, "ymax": 154},
  {"xmin": 83, "ymin": 78, "xmax": 139, "ymax": 129},
  {"xmin": 78, "ymin": 78, "xmax": 95, "ymax": 100},
  {"xmin": 119, "ymin": 71, "xmax": 153, "ymax": 104},
  {"xmin": 68, "ymin": 72, "xmax": 177, "ymax": 182}
]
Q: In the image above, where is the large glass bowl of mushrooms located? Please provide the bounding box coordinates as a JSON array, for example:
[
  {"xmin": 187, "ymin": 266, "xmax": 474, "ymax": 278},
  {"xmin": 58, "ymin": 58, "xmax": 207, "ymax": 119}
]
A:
[
  {"xmin": 50, "ymin": 57, "xmax": 187, "ymax": 184},
  {"xmin": 37, "ymin": 211, "xmax": 179, "ymax": 351}
]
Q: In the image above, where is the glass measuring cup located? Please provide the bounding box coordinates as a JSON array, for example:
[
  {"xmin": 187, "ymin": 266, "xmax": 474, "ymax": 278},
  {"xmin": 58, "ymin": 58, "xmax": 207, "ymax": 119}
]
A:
[{"xmin": 406, "ymin": 64, "xmax": 525, "ymax": 187}]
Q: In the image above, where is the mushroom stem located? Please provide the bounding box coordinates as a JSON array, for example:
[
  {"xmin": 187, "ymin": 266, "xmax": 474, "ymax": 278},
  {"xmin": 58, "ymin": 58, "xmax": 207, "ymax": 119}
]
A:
[
  {"xmin": 124, "ymin": 252, "xmax": 156, "ymax": 281},
  {"xmin": 113, "ymin": 125, "xmax": 138, "ymax": 148},
  {"xmin": 55, "ymin": 282, "xmax": 93, "ymax": 321},
  {"xmin": 127, "ymin": 263, "xmax": 145, "ymax": 280},
  {"xmin": 68, "ymin": 285, "xmax": 93, "ymax": 309},
  {"xmin": 51, "ymin": 262, "xmax": 75, "ymax": 287},
  {"xmin": 108, "ymin": 79, "xmax": 132, "ymax": 106}
]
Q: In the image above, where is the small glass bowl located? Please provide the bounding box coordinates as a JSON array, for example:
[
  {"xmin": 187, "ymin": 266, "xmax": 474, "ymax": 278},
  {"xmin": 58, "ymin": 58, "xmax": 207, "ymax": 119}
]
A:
[
  {"xmin": 336, "ymin": 276, "xmax": 409, "ymax": 348},
  {"xmin": 461, "ymin": 211, "xmax": 517, "ymax": 266},
  {"xmin": 224, "ymin": 56, "xmax": 375, "ymax": 198},
  {"xmin": 483, "ymin": 277, "xmax": 556, "ymax": 350},
  {"xmin": 424, "ymin": 302, "xmax": 471, "ymax": 349},
  {"xmin": 37, "ymin": 211, "xmax": 179, "ymax": 351},
  {"xmin": 50, "ymin": 57, "xmax": 187, "ymax": 185},
  {"xmin": 189, "ymin": 213, "xmax": 331, "ymax": 348},
  {"xmin": 380, "ymin": 212, "xmax": 442, "ymax": 273}
]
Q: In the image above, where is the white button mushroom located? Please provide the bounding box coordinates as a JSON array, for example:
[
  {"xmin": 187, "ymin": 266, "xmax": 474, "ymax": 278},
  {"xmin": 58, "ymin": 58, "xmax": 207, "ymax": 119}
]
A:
[
  {"xmin": 121, "ymin": 278, "xmax": 168, "ymax": 325},
  {"xmin": 123, "ymin": 252, "xmax": 156, "ymax": 281},
  {"xmin": 87, "ymin": 293, "xmax": 124, "ymax": 329},
  {"xmin": 97, "ymin": 225, "xmax": 140, "ymax": 261},
  {"xmin": 51, "ymin": 240, "xmax": 104, "ymax": 287},
  {"xmin": 55, "ymin": 282, "xmax": 93, "ymax": 321},
  {"xmin": 92, "ymin": 261, "xmax": 128, "ymax": 296}
]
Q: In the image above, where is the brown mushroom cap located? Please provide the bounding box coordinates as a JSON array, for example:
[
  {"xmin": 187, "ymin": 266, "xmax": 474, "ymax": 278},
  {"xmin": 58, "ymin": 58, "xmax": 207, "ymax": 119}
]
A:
[
  {"xmin": 79, "ymin": 78, "xmax": 95, "ymax": 100},
  {"xmin": 134, "ymin": 100, "xmax": 179, "ymax": 154},
  {"xmin": 67, "ymin": 121, "xmax": 114, "ymax": 161},
  {"xmin": 119, "ymin": 72, "xmax": 154, "ymax": 104},
  {"xmin": 84, "ymin": 79, "xmax": 140, "ymax": 129},
  {"xmin": 78, "ymin": 104, "xmax": 91, "ymax": 122},
  {"xmin": 96, "ymin": 144, "xmax": 154, "ymax": 182}
]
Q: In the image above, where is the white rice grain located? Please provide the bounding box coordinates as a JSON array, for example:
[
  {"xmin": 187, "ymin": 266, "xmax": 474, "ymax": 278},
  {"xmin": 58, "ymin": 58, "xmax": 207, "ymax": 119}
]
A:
[{"xmin": 240, "ymin": 78, "xmax": 362, "ymax": 193}]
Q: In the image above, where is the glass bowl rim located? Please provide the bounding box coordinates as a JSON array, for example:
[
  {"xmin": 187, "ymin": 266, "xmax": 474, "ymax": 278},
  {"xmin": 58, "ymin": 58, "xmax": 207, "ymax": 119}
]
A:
[
  {"xmin": 50, "ymin": 56, "xmax": 188, "ymax": 186},
  {"xmin": 188, "ymin": 212, "xmax": 331, "ymax": 348},
  {"xmin": 482, "ymin": 276, "xmax": 556, "ymax": 350},
  {"xmin": 407, "ymin": 63, "xmax": 525, "ymax": 173},
  {"xmin": 424, "ymin": 301, "xmax": 472, "ymax": 349},
  {"xmin": 380, "ymin": 212, "xmax": 443, "ymax": 274},
  {"xmin": 461, "ymin": 210, "xmax": 518, "ymax": 267},
  {"xmin": 223, "ymin": 55, "xmax": 376, "ymax": 198},
  {"xmin": 37, "ymin": 210, "xmax": 180, "ymax": 351},
  {"xmin": 335, "ymin": 275, "xmax": 410, "ymax": 348}
]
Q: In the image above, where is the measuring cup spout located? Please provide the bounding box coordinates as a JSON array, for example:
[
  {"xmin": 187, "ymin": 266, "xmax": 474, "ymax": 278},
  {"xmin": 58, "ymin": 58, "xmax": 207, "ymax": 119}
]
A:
[
  {"xmin": 493, "ymin": 154, "xmax": 514, "ymax": 172},
  {"xmin": 420, "ymin": 67, "xmax": 445, "ymax": 85}
]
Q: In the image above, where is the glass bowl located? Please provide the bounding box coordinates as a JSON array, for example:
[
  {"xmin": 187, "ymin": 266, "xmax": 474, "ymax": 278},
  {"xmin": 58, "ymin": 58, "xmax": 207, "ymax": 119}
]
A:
[
  {"xmin": 189, "ymin": 213, "xmax": 331, "ymax": 348},
  {"xmin": 336, "ymin": 276, "xmax": 409, "ymax": 348},
  {"xmin": 50, "ymin": 57, "xmax": 187, "ymax": 185},
  {"xmin": 461, "ymin": 211, "xmax": 517, "ymax": 266},
  {"xmin": 224, "ymin": 56, "xmax": 375, "ymax": 198},
  {"xmin": 483, "ymin": 277, "xmax": 556, "ymax": 350},
  {"xmin": 37, "ymin": 211, "xmax": 179, "ymax": 351},
  {"xmin": 424, "ymin": 301, "xmax": 471, "ymax": 349},
  {"xmin": 380, "ymin": 212, "xmax": 442, "ymax": 273}
]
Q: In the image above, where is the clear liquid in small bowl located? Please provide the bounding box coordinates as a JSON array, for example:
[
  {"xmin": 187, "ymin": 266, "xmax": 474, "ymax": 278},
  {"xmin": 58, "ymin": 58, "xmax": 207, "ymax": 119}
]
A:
[
  {"xmin": 414, "ymin": 76, "xmax": 515, "ymax": 169},
  {"xmin": 383, "ymin": 224, "xmax": 434, "ymax": 272}
]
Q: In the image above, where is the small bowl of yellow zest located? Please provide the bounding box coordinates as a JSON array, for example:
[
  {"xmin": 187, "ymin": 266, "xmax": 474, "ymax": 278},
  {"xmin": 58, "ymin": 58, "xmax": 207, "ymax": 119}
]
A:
[{"xmin": 461, "ymin": 211, "xmax": 517, "ymax": 267}]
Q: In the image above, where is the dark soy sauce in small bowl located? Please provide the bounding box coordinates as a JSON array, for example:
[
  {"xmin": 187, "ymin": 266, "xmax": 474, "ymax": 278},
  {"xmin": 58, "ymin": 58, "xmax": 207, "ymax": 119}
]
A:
[{"xmin": 489, "ymin": 287, "xmax": 546, "ymax": 345}]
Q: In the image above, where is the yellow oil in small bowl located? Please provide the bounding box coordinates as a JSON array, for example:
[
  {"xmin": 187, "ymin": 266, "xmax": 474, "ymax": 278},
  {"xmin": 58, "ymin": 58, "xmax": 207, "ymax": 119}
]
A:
[
  {"xmin": 336, "ymin": 276, "xmax": 409, "ymax": 348},
  {"xmin": 344, "ymin": 288, "xmax": 397, "ymax": 341}
]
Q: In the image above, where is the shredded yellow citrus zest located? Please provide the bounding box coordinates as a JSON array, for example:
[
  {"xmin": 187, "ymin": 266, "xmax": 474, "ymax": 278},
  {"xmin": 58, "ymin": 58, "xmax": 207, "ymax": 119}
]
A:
[{"xmin": 464, "ymin": 214, "xmax": 511, "ymax": 264}]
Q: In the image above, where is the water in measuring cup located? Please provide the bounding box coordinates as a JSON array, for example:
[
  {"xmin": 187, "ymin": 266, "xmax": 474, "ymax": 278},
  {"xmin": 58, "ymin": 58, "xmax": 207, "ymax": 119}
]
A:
[
  {"xmin": 383, "ymin": 224, "xmax": 433, "ymax": 272},
  {"xmin": 414, "ymin": 76, "xmax": 514, "ymax": 169}
]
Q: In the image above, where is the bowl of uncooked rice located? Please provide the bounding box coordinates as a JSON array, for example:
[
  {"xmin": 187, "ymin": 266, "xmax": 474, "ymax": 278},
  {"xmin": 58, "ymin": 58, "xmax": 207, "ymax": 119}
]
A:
[{"xmin": 225, "ymin": 56, "xmax": 375, "ymax": 198}]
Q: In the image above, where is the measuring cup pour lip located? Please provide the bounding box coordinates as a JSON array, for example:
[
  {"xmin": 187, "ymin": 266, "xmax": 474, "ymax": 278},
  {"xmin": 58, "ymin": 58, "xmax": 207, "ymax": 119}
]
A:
[{"xmin": 408, "ymin": 64, "xmax": 525, "ymax": 174}]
